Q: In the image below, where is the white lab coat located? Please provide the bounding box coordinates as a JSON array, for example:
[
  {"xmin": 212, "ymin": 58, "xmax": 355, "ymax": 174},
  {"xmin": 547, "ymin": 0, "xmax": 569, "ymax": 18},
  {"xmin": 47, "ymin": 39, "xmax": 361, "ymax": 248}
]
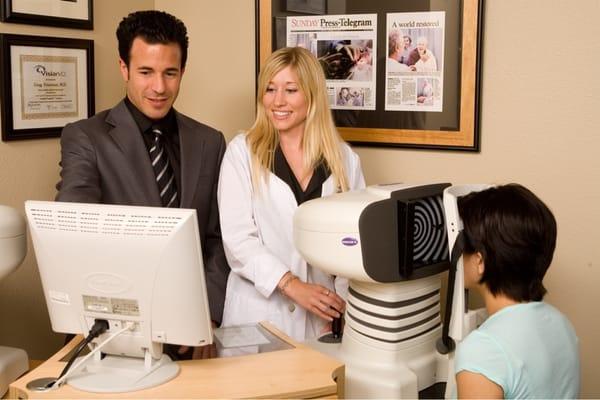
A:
[{"xmin": 217, "ymin": 133, "xmax": 366, "ymax": 341}]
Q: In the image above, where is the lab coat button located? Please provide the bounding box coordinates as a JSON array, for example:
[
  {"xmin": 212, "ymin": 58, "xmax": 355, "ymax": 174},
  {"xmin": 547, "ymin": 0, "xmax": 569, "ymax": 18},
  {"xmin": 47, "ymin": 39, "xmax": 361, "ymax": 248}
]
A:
[{"xmin": 288, "ymin": 303, "xmax": 296, "ymax": 312}]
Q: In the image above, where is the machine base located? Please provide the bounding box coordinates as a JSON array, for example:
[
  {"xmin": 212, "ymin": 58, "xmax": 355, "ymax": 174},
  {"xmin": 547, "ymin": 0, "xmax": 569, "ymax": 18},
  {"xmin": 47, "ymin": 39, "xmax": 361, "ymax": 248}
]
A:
[{"xmin": 308, "ymin": 329, "xmax": 448, "ymax": 399}]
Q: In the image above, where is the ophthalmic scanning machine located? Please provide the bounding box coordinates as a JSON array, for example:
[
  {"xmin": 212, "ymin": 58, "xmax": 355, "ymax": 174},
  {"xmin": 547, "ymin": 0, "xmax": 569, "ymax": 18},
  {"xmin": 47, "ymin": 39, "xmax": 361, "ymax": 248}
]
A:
[{"xmin": 293, "ymin": 183, "xmax": 490, "ymax": 398}]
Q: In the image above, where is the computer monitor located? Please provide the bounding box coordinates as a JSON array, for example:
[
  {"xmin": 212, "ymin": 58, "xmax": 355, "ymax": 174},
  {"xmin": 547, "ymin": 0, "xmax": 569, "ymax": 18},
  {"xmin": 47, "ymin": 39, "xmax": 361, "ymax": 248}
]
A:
[{"xmin": 25, "ymin": 201, "xmax": 213, "ymax": 393}]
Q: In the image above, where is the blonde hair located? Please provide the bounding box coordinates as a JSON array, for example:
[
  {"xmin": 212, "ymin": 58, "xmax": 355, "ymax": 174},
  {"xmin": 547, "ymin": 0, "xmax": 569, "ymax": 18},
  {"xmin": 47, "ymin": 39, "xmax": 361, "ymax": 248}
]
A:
[{"xmin": 247, "ymin": 46, "xmax": 349, "ymax": 192}]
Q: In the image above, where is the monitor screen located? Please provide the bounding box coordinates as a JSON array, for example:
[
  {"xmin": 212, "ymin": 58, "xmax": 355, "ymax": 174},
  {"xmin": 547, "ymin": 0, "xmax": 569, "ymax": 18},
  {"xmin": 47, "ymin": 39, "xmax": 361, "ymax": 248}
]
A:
[{"xmin": 25, "ymin": 201, "xmax": 213, "ymax": 361}]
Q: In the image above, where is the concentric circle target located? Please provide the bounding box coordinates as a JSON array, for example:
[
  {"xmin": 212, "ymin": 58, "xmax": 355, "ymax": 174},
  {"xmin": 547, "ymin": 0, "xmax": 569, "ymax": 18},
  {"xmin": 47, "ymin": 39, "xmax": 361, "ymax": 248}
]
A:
[{"xmin": 412, "ymin": 195, "xmax": 448, "ymax": 264}]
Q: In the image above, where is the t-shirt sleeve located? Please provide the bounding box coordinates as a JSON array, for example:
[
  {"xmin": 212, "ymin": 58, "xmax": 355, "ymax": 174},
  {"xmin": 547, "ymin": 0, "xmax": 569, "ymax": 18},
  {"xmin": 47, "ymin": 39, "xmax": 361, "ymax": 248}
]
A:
[{"xmin": 455, "ymin": 330, "xmax": 512, "ymax": 395}]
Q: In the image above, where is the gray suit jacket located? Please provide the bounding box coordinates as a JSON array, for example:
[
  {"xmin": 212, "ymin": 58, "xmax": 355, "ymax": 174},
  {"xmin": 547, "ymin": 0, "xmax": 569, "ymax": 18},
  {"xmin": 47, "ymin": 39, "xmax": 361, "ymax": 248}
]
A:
[{"xmin": 56, "ymin": 100, "xmax": 230, "ymax": 324}]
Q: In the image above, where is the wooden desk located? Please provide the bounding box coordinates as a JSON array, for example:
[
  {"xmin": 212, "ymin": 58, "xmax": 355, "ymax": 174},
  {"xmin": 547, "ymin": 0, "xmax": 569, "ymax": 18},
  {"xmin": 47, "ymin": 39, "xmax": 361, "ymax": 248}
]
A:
[{"xmin": 8, "ymin": 322, "xmax": 344, "ymax": 399}]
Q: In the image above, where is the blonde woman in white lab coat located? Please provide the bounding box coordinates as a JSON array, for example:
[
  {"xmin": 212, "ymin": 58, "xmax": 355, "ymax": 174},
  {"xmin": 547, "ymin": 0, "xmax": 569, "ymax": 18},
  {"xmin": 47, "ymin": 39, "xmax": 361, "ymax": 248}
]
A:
[{"xmin": 217, "ymin": 47, "xmax": 365, "ymax": 341}]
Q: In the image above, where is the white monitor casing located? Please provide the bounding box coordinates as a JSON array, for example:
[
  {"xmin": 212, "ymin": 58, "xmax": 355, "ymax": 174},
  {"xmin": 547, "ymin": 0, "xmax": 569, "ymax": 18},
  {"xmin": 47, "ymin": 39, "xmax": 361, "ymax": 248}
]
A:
[{"xmin": 25, "ymin": 201, "xmax": 213, "ymax": 392}]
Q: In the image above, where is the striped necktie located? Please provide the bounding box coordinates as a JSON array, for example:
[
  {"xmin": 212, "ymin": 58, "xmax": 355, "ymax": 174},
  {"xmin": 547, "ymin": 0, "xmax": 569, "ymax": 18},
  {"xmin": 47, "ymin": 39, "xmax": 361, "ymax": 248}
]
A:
[{"xmin": 149, "ymin": 127, "xmax": 179, "ymax": 208}]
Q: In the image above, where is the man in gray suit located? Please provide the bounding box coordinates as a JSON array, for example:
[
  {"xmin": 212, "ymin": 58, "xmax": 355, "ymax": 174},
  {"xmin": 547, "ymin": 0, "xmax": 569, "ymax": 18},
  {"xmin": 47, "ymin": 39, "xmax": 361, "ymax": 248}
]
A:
[{"xmin": 56, "ymin": 10, "xmax": 229, "ymax": 358}]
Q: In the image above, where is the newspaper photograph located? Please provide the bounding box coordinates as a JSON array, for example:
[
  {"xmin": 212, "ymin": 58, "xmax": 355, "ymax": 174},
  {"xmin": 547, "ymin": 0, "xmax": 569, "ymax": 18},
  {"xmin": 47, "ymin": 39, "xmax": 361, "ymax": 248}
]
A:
[
  {"xmin": 385, "ymin": 11, "xmax": 445, "ymax": 112},
  {"xmin": 287, "ymin": 14, "xmax": 377, "ymax": 110}
]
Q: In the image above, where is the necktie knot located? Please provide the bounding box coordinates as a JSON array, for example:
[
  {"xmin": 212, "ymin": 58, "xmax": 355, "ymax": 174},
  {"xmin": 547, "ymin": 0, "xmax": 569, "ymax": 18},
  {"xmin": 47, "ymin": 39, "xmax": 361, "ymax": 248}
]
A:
[{"xmin": 152, "ymin": 126, "xmax": 164, "ymax": 140}]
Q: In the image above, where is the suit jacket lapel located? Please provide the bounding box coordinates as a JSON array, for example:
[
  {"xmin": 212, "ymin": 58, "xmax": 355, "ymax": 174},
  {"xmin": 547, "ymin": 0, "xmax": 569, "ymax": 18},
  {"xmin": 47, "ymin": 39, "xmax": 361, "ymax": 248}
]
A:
[
  {"xmin": 177, "ymin": 112, "xmax": 206, "ymax": 207},
  {"xmin": 105, "ymin": 101, "xmax": 162, "ymax": 206}
]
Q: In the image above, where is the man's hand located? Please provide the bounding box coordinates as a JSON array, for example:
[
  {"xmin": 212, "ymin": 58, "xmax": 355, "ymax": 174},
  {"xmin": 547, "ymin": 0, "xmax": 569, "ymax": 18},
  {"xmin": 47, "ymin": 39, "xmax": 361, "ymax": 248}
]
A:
[{"xmin": 192, "ymin": 343, "xmax": 217, "ymax": 359}]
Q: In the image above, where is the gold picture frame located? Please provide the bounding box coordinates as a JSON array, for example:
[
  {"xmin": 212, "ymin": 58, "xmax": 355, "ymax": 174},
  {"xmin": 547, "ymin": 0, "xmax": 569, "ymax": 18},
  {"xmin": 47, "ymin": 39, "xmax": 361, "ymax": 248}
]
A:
[{"xmin": 256, "ymin": 0, "xmax": 484, "ymax": 151}]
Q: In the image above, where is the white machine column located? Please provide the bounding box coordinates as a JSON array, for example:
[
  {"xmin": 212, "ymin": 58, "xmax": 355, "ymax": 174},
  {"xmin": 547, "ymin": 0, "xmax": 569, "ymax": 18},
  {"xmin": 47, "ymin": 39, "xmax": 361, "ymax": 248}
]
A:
[
  {"xmin": 339, "ymin": 276, "xmax": 448, "ymax": 398},
  {"xmin": 0, "ymin": 205, "xmax": 29, "ymax": 396}
]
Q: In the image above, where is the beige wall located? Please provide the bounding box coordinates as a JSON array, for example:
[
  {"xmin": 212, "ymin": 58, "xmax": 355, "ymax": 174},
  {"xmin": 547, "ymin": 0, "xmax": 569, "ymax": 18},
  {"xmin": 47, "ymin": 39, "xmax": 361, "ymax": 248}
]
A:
[
  {"xmin": 164, "ymin": 0, "xmax": 599, "ymax": 396},
  {"xmin": 0, "ymin": 0, "xmax": 255, "ymax": 362},
  {"xmin": 354, "ymin": 1, "xmax": 600, "ymax": 396},
  {"xmin": 0, "ymin": 0, "xmax": 153, "ymax": 359},
  {"xmin": 155, "ymin": 0, "xmax": 256, "ymax": 138},
  {"xmin": 1, "ymin": 0, "xmax": 598, "ymax": 397}
]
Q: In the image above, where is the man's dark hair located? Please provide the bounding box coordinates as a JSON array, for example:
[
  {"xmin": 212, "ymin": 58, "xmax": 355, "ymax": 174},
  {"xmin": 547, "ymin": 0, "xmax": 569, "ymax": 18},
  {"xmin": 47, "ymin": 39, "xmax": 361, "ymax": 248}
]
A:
[
  {"xmin": 116, "ymin": 10, "xmax": 189, "ymax": 68},
  {"xmin": 458, "ymin": 184, "xmax": 557, "ymax": 302}
]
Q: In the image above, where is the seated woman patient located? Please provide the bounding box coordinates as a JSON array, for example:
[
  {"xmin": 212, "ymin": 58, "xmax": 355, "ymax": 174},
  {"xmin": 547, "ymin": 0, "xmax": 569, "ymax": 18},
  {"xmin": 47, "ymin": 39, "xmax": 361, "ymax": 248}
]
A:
[
  {"xmin": 455, "ymin": 184, "xmax": 580, "ymax": 399},
  {"xmin": 217, "ymin": 47, "xmax": 365, "ymax": 341}
]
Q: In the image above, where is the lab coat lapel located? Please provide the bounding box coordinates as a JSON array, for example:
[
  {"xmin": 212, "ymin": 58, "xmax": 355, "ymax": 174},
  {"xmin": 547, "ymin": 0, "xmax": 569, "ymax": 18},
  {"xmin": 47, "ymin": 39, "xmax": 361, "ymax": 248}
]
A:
[
  {"xmin": 268, "ymin": 172, "xmax": 299, "ymax": 209},
  {"xmin": 105, "ymin": 101, "xmax": 162, "ymax": 206},
  {"xmin": 321, "ymin": 175, "xmax": 335, "ymax": 196}
]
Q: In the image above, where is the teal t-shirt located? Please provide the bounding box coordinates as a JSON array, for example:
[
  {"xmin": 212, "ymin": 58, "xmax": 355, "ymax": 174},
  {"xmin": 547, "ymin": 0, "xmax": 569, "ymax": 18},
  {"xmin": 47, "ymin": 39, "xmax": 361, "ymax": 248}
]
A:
[{"xmin": 455, "ymin": 302, "xmax": 579, "ymax": 399}]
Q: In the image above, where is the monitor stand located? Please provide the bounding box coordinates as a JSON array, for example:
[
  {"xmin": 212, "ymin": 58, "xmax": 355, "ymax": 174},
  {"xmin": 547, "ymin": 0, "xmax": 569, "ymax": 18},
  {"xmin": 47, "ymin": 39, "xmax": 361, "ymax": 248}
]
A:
[{"xmin": 67, "ymin": 350, "xmax": 179, "ymax": 393}]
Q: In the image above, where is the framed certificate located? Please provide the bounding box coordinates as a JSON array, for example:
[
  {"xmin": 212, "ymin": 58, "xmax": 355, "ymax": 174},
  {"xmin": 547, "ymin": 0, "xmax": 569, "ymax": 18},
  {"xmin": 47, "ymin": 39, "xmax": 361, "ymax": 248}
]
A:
[
  {"xmin": 0, "ymin": 34, "xmax": 94, "ymax": 141},
  {"xmin": 1, "ymin": 0, "xmax": 93, "ymax": 30},
  {"xmin": 257, "ymin": 0, "xmax": 484, "ymax": 151}
]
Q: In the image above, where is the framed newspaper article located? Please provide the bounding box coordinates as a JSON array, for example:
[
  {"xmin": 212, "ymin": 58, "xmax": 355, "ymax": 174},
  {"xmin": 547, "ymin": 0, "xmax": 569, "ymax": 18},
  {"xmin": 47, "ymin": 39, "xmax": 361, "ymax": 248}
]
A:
[
  {"xmin": 256, "ymin": 0, "xmax": 484, "ymax": 151},
  {"xmin": 0, "ymin": 34, "xmax": 95, "ymax": 141}
]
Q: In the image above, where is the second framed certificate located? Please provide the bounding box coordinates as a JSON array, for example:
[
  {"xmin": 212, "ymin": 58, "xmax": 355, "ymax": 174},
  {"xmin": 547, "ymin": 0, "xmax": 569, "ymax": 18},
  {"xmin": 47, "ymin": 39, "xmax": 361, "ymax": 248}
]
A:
[
  {"xmin": 1, "ymin": 0, "xmax": 93, "ymax": 30},
  {"xmin": 0, "ymin": 34, "xmax": 95, "ymax": 141}
]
